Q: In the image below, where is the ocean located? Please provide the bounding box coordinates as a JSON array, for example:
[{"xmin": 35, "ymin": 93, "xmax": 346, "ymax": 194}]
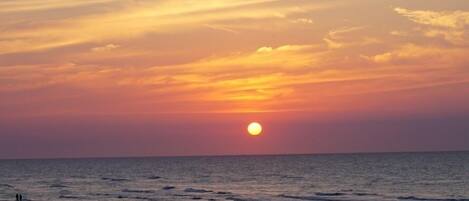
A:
[{"xmin": 0, "ymin": 152, "xmax": 468, "ymax": 201}]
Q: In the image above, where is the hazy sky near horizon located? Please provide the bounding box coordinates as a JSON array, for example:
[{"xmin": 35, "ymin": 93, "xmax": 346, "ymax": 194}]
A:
[{"xmin": 1, "ymin": 0, "xmax": 469, "ymax": 159}]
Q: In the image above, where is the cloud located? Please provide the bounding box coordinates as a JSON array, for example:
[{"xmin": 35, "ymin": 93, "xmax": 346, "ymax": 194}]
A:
[
  {"xmin": 0, "ymin": 43, "xmax": 360, "ymax": 114},
  {"xmin": 0, "ymin": 0, "xmax": 334, "ymax": 54},
  {"xmin": 182, "ymin": 44, "xmax": 322, "ymax": 73},
  {"xmin": 327, "ymin": 26, "xmax": 365, "ymax": 39},
  {"xmin": 256, "ymin": 46, "xmax": 273, "ymax": 53},
  {"xmin": 423, "ymin": 29, "xmax": 467, "ymax": 45},
  {"xmin": 2, "ymin": 40, "xmax": 469, "ymax": 116},
  {"xmin": 323, "ymin": 38, "xmax": 344, "ymax": 49},
  {"xmin": 1, "ymin": 1, "xmax": 468, "ymax": 117},
  {"xmin": 292, "ymin": 18, "xmax": 314, "ymax": 24},
  {"xmin": 394, "ymin": 7, "xmax": 469, "ymax": 28},
  {"xmin": 394, "ymin": 7, "xmax": 469, "ymax": 45},
  {"xmin": 323, "ymin": 26, "xmax": 378, "ymax": 49},
  {"xmin": 0, "ymin": 0, "xmax": 115, "ymax": 13},
  {"xmin": 91, "ymin": 44, "xmax": 120, "ymax": 52},
  {"xmin": 0, "ymin": 44, "xmax": 323, "ymax": 91},
  {"xmin": 370, "ymin": 43, "xmax": 468, "ymax": 64},
  {"xmin": 203, "ymin": 24, "xmax": 239, "ymax": 34},
  {"xmin": 390, "ymin": 30, "xmax": 408, "ymax": 36}
]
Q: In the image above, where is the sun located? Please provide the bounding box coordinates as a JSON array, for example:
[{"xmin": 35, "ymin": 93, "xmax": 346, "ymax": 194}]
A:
[{"xmin": 247, "ymin": 122, "xmax": 262, "ymax": 136}]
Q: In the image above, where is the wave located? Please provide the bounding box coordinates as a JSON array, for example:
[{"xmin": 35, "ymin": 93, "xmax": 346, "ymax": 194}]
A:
[
  {"xmin": 398, "ymin": 196, "xmax": 469, "ymax": 201},
  {"xmin": 50, "ymin": 184, "xmax": 68, "ymax": 188},
  {"xmin": 184, "ymin": 188, "xmax": 213, "ymax": 193},
  {"xmin": 132, "ymin": 196, "xmax": 158, "ymax": 200},
  {"xmin": 281, "ymin": 175, "xmax": 304, "ymax": 179},
  {"xmin": 0, "ymin": 184, "xmax": 13, "ymax": 188},
  {"xmin": 101, "ymin": 177, "xmax": 129, "ymax": 182},
  {"xmin": 121, "ymin": 189, "xmax": 156, "ymax": 193},
  {"xmin": 59, "ymin": 190, "xmax": 72, "ymax": 195},
  {"xmin": 147, "ymin": 176, "xmax": 162, "ymax": 180},
  {"xmin": 216, "ymin": 191, "xmax": 232, "ymax": 195},
  {"xmin": 92, "ymin": 192, "xmax": 112, "ymax": 196},
  {"xmin": 315, "ymin": 192, "xmax": 345, "ymax": 196},
  {"xmin": 352, "ymin": 192, "xmax": 378, "ymax": 196},
  {"xmin": 116, "ymin": 194, "xmax": 159, "ymax": 201},
  {"xmin": 279, "ymin": 194, "xmax": 342, "ymax": 201},
  {"xmin": 58, "ymin": 195, "xmax": 85, "ymax": 199},
  {"xmin": 225, "ymin": 196, "xmax": 260, "ymax": 201},
  {"xmin": 162, "ymin": 186, "xmax": 175, "ymax": 190}
]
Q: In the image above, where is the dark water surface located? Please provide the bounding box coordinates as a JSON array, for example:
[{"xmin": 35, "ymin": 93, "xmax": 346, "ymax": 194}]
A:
[{"xmin": 0, "ymin": 152, "xmax": 468, "ymax": 201}]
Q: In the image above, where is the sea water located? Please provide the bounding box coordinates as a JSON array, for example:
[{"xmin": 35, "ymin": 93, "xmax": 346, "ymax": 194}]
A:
[{"xmin": 0, "ymin": 152, "xmax": 468, "ymax": 201}]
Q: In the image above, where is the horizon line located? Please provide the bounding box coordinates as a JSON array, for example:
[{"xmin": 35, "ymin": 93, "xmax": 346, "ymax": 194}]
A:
[{"xmin": 1, "ymin": 149, "xmax": 468, "ymax": 161}]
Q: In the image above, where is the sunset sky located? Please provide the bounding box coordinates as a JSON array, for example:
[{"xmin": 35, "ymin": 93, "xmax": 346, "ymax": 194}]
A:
[{"xmin": 1, "ymin": 0, "xmax": 468, "ymax": 159}]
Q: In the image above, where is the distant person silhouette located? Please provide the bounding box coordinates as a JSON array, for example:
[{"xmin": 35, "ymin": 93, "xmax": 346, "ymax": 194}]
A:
[{"xmin": 15, "ymin": 193, "xmax": 23, "ymax": 201}]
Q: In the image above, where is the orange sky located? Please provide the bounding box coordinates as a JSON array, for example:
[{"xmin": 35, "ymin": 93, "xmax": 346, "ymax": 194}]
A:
[{"xmin": 0, "ymin": 0, "xmax": 468, "ymax": 158}]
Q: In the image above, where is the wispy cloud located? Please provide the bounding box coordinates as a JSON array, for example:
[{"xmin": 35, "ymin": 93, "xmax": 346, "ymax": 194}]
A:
[
  {"xmin": 323, "ymin": 26, "xmax": 379, "ymax": 49},
  {"xmin": 394, "ymin": 7, "xmax": 469, "ymax": 28},
  {"xmin": 0, "ymin": 0, "xmax": 334, "ymax": 54},
  {"xmin": 91, "ymin": 44, "xmax": 120, "ymax": 52},
  {"xmin": 370, "ymin": 43, "xmax": 468, "ymax": 65},
  {"xmin": 292, "ymin": 18, "xmax": 314, "ymax": 24},
  {"xmin": 0, "ymin": 0, "xmax": 115, "ymax": 13},
  {"xmin": 1, "ymin": 1, "xmax": 468, "ymax": 117},
  {"xmin": 394, "ymin": 7, "xmax": 469, "ymax": 45}
]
